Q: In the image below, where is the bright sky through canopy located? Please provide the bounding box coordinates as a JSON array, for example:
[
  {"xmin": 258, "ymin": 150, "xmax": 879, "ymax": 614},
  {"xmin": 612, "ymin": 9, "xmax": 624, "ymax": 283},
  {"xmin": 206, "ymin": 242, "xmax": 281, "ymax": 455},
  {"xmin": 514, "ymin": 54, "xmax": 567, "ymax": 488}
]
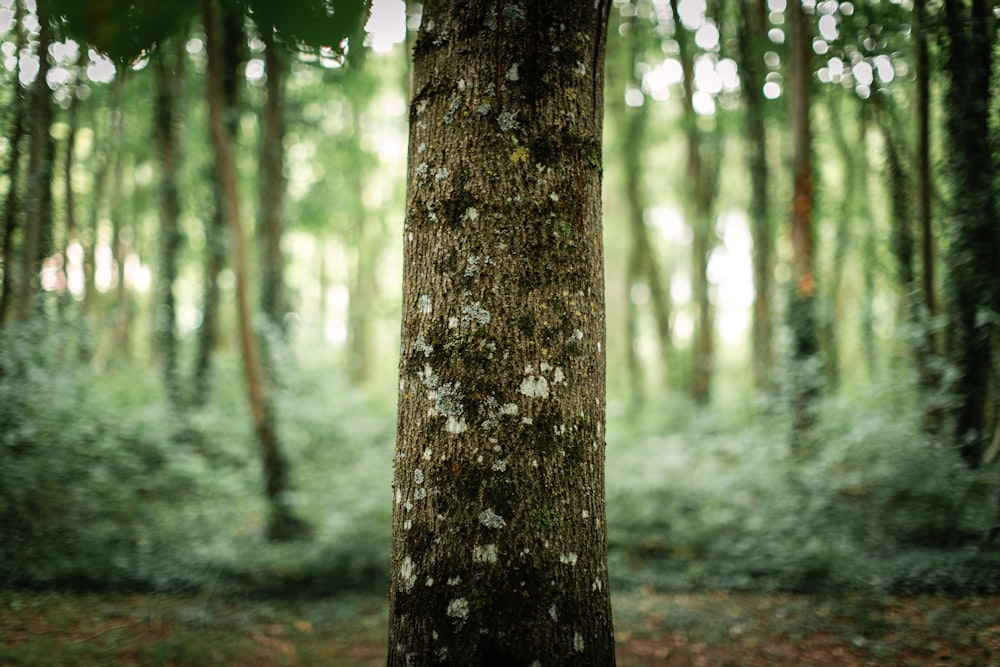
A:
[{"xmin": 365, "ymin": 0, "xmax": 406, "ymax": 54}]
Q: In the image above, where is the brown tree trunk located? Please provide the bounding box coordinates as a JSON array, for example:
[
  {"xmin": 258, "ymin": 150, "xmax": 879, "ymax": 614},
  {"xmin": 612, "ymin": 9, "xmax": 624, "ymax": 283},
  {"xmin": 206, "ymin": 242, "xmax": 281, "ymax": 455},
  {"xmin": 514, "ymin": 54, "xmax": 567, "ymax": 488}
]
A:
[
  {"xmin": 61, "ymin": 47, "xmax": 86, "ymax": 306},
  {"xmin": 345, "ymin": 94, "xmax": 376, "ymax": 385},
  {"xmin": 671, "ymin": 0, "xmax": 720, "ymax": 405},
  {"xmin": 620, "ymin": 15, "xmax": 672, "ymax": 396},
  {"xmin": 193, "ymin": 1, "xmax": 242, "ymax": 407},
  {"xmin": 739, "ymin": 0, "xmax": 773, "ymax": 397},
  {"xmin": 788, "ymin": 0, "xmax": 821, "ymax": 452},
  {"xmin": 821, "ymin": 91, "xmax": 860, "ymax": 393},
  {"xmin": 15, "ymin": 7, "xmax": 53, "ymax": 322},
  {"xmin": 388, "ymin": 1, "xmax": 616, "ymax": 664},
  {"xmin": 203, "ymin": 0, "xmax": 307, "ymax": 541},
  {"xmin": 154, "ymin": 45, "xmax": 183, "ymax": 409},
  {"xmin": 915, "ymin": 0, "xmax": 936, "ymax": 328},
  {"xmin": 259, "ymin": 29, "xmax": 286, "ymax": 347},
  {"xmin": 942, "ymin": 0, "xmax": 1000, "ymax": 465},
  {"xmin": 618, "ymin": 13, "xmax": 668, "ymax": 405},
  {"xmin": 80, "ymin": 73, "xmax": 121, "ymax": 320},
  {"xmin": 0, "ymin": 0, "xmax": 28, "ymax": 329}
]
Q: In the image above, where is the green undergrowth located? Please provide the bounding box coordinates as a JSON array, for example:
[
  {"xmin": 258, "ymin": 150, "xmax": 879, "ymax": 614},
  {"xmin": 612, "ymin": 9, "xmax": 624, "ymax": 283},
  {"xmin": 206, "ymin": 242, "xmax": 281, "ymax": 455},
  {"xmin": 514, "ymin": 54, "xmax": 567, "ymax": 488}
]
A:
[
  {"xmin": 0, "ymin": 326, "xmax": 395, "ymax": 596},
  {"xmin": 606, "ymin": 382, "xmax": 1000, "ymax": 594},
  {"xmin": 3, "ymin": 323, "xmax": 999, "ymax": 597}
]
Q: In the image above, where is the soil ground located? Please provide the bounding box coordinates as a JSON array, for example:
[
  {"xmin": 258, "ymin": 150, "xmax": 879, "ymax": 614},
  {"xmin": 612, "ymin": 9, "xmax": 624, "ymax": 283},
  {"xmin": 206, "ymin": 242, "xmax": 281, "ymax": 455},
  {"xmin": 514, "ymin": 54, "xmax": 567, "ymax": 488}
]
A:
[{"xmin": 1, "ymin": 589, "xmax": 998, "ymax": 666}]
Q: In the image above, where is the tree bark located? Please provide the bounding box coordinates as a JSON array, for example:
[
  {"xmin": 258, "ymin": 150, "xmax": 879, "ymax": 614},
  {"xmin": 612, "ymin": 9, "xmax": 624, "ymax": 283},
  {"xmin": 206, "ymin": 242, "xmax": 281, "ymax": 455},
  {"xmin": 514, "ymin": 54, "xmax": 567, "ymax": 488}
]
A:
[
  {"xmin": 154, "ymin": 45, "xmax": 183, "ymax": 410},
  {"xmin": 877, "ymin": 102, "xmax": 944, "ymax": 432},
  {"xmin": 60, "ymin": 47, "xmax": 86, "ymax": 307},
  {"xmin": 738, "ymin": 0, "xmax": 773, "ymax": 397},
  {"xmin": 193, "ymin": 1, "xmax": 242, "ymax": 407},
  {"xmin": 80, "ymin": 74, "xmax": 121, "ymax": 319},
  {"xmin": 259, "ymin": 29, "xmax": 286, "ymax": 346},
  {"xmin": 915, "ymin": 0, "xmax": 936, "ymax": 329},
  {"xmin": 941, "ymin": 0, "xmax": 999, "ymax": 465},
  {"xmin": 15, "ymin": 7, "xmax": 54, "ymax": 322},
  {"xmin": 821, "ymin": 90, "xmax": 859, "ymax": 393},
  {"xmin": 0, "ymin": 0, "xmax": 28, "ymax": 329},
  {"xmin": 345, "ymin": 91, "xmax": 377, "ymax": 385},
  {"xmin": 387, "ymin": 1, "xmax": 616, "ymax": 664},
  {"xmin": 619, "ymin": 12, "xmax": 673, "ymax": 405},
  {"xmin": 787, "ymin": 0, "xmax": 821, "ymax": 452},
  {"xmin": 671, "ymin": 0, "xmax": 720, "ymax": 406},
  {"xmin": 203, "ymin": 0, "xmax": 307, "ymax": 541}
]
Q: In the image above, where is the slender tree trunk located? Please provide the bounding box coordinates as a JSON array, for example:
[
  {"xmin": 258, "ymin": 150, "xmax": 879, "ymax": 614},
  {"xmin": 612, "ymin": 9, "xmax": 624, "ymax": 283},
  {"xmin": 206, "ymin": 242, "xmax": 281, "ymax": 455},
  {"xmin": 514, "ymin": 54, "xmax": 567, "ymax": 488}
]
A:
[
  {"xmin": 625, "ymin": 246, "xmax": 644, "ymax": 408},
  {"xmin": 0, "ymin": 0, "xmax": 28, "ymax": 329},
  {"xmin": 85, "ymin": 69, "xmax": 134, "ymax": 365},
  {"xmin": 619, "ymin": 14, "xmax": 654, "ymax": 405},
  {"xmin": 193, "ymin": 2, "xmax": 242, "ymax": 407},
  {"xmin": 194, "ymin": 185, "xmax": 227, "ymax": 405},
  {"xmin": 317, "ymin": 236, "xmax": 330, "ymax": 340},
  {"xmin": 15, "ymin": 8, "xmax": 53, "ymax": 322},
  {"xmin": 915, "ymin": 0, "xmax": 936, "ymax": 329},
  {"xmin": 879, "ymin": 103, "xmax": 945, "ymax": 431},
  {"xmin": 81, "ymin": 75, "xmax": 120, "ymax": 315},
  {"xmin": 821, "ymin": 91, "xmax": 860, "ymax": 393},
  {"xmin": 347, "ymin": 229, "xmax": 378, "ymax": 384},
  {"xmin": 912, "ymin": 0, "xmax": 946, "ymax": 432},
  {"xmin": 880, "ymin": 116, "xmax": 917, "ymax": 307},
  {"xmin": 671, "ymin": 0, "xmax": 720, "ymax": 406},
  {"xmin": 388, "ymin": 1, "xmax": 616, "ymax": 664},
  {"xmin": 788, "ymin": 0, "xmax": 821, "ymax": 452},
  {"xmin": 345, "ymin": 95, "xmax": 375, "ymax": 385},
  {"xmin": 941, "ymin": 0, "xmax": 1000, "ymax": 465},
  {"xmin": 259, "ymin": 29, "xmax": 286, "ymax": 351},
  {"xmin": 203, "ymin": 0, "xmax": 307, "ymax": 540},
  {"xmin": 739, "ymin": 0, "xmax": 773, "ymax": 397},
  {"xmin": 154, "ymin": 45, "xmax": 183, "ymax": 410},
  {"xmin": 61, "ymin": 47, "xmax": 86, "ymax": 307},
  {"xmin": 621, "ymin": 16, "xmax": 672, "ymax": 395}
]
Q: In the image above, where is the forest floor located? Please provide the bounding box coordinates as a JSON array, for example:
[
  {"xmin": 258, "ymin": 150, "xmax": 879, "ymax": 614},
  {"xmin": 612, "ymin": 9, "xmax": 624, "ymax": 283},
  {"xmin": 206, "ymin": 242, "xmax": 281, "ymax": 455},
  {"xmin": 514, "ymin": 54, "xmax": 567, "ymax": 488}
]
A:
[{"xmin": 1, "ymin": 589, "xmax": 999, "ymax": 666}]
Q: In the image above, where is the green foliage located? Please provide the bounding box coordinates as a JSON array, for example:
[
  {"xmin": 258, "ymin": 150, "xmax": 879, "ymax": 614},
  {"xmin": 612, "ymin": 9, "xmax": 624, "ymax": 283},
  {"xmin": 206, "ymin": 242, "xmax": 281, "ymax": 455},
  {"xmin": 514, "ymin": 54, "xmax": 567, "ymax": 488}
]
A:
[
  {"xmin": 48, "ymin": 0, "xmax": 372, "ymax": 63},
  {"xmin": 0, "ymin": 323, "xmax": 202, "ymax": 589},
  {"xmin": 48, "ymin": 0, "xmax": 201, "ymax": 63},
  {"xmin": 236, "ymin": 0, "xmax": 372, "ymax": 53},
  {"xmin": 0, "ymin": 324, "xmax": 395, "ymax": 595},
  {"xmin": 3, "ymin": 320, "xmax": 998, "ymax": 598},
  {"xmin": 607, "ymin": 383, "xmax": 1000, "ymax": 595}
]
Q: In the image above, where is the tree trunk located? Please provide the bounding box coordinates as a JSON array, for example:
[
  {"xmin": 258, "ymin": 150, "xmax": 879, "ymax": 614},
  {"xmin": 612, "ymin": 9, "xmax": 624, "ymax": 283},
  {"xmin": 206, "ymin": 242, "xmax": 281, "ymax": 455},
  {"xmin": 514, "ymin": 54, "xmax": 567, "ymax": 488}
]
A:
[
  {"xmin": 738, "ymin": 0, "xmax": 773, "ymax": 397},
  {"xmin": 912, "ymin": 0, "xmax": 945, "ymax": 431},
  {"xmin": 821, "ymin": 90, "xmax": 859, "ymax": 393},
  {"xmin": 15, "ymin": 7, "xmax": 54, "ymax": 322},
  {"xmin": 80, "ymin": 74, "xmax": 121, "ymax": 319},
  {"xmin": 347, "ymin": 224, "xmax": 379, "ymax": 384},
  {"xmin": 671, "ymin": 0, "xmax": 720, "ymax": 406},
  {"xmin": 193, "ymin": 2, "xmax": 242, "ymax": 408},
  {"xmin": 154, "ymin": 45, "xmax": 183, "ymax": 410},
  {"xmin": 620, "ymin": 14, "xmax": 672, "ymax": 397},
  {"xmin": 60, "ymin": 47, "xmax": 86, "ymax": 308},
  {"xmin": 203, "ymin": 0, "xmax": 307, "ymax": 541},
  {"xmin": 0, "ymin": 0, "xmax": 28, "ymax": 329},
  {"xmin": 915, "ymin": 0, "xmax": 936, "ymax": 330},
  {"xmin": 625, "ymin": 245, "xmax": 644, "ymax": 408},
  {"xmin": 878, "ymin": 104, "xmax": 945, "ymax": 433},
  {"xmin": 259, "ymin": 29, "xmax": 286, "ymax": 350},
  {"xmin": 880, "ymin": 115, "xmax": 917, "ymax": 309},
  {"xmin": 787, "ymin": 0, "xmax": 821, "ymax": 452},
  {"xmin": 345, "ymin": 94, "xmax": 376, "ymax": 385},
  {"xmin": 941, "ymin": 0, "xmax": 999, "ymax": 465},
  {"xmin": 387, "ymin": 1, "xmax": 616, "ymax": 664}
]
